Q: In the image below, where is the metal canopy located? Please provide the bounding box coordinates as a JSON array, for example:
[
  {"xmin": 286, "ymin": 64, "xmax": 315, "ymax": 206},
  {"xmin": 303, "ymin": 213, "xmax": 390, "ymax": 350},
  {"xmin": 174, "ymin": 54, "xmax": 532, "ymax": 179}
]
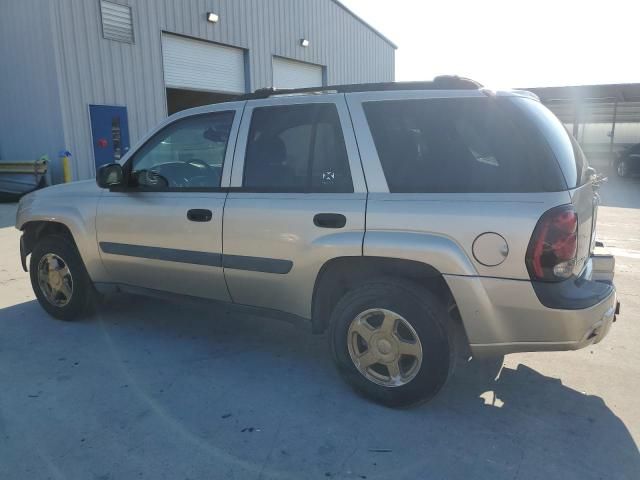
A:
[
  {"xmin": 524, "ymin": 83, "xmax": 640, "ymax": 103},
  {"xmin": 544, "ymin": 100, "xmax": 640, "ymax": 124},
  {"xmin": 524, "ymin": 83, "xmax": 640, "ymax": 124}
]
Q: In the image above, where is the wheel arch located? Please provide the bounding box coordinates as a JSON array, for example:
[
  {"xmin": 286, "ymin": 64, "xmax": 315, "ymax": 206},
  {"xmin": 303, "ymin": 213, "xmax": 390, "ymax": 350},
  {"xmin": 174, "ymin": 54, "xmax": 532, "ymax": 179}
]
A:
[
  {"xmin": 20, "ymin": 221, "xmax": 79, "ymax": 269},
  {"xmin": 311, "ymin": 256, "xmax": 467, "ymax": 340}
]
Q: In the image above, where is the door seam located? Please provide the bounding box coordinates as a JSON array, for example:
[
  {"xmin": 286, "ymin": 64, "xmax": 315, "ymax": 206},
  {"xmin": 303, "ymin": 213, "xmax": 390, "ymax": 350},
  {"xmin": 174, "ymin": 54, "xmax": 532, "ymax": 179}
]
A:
[
  {"xmin": 222, "ymin": 101, "xmax": 248, "ymax": 302},
  {"xmin": 343, "ymin": 93, "xmax": 368, "ymax": 256}
]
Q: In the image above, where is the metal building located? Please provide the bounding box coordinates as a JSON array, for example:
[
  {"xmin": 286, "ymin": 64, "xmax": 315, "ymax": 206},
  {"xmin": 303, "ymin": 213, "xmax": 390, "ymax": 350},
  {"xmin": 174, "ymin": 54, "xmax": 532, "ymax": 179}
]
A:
[{"xmin": 0, "ymin": 0, "xmax": 396, "ymax": 182}]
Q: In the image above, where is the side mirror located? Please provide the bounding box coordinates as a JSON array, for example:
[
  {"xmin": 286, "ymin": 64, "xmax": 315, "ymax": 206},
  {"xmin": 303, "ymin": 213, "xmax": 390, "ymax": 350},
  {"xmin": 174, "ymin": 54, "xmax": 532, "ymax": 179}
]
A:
[{"xmin": 97, "ymin": 163, "xmax": 124, "ymax": 189}]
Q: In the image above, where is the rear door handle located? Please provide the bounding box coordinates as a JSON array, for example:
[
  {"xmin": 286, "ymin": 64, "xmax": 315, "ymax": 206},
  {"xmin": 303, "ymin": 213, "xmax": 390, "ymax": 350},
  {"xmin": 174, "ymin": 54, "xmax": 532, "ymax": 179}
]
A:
[
  {"xmin": 187, "ymin": 209, "xmax": 213, "ymax": 222},
  {"xmin": 313, "ymin": 213, "xmax": 346, "ymax": 229}
]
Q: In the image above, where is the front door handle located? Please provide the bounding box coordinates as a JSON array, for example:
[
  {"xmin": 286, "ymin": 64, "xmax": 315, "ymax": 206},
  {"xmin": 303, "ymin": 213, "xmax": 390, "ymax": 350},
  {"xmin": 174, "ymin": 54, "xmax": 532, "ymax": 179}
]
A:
[
  {"xmin": 187, "ymin": 209, "xmax": 213, "ymax": 222},
  {"xmin": 313, "ymin": 213, "xmax": 346, "ymax": 229}
]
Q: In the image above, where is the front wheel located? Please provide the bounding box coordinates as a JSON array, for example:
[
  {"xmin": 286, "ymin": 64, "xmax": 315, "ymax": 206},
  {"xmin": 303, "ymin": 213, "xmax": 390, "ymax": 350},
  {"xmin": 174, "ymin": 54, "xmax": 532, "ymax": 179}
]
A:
[
  {"xmin": 329, "ymin": 280, "xmax": 453, "ymax": 407},
  {"xmin": 29, "ymin": 235, "xmax": 95, "ymax": 321}
]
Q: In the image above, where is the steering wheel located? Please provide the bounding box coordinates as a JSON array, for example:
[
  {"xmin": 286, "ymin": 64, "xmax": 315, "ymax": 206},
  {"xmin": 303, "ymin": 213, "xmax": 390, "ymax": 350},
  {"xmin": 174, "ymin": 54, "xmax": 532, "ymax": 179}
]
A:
[
  {"xmin": 187, "ymin": 158, "xmax": 212, "ymax": 170},
  {"xmin": 136, "ymin": 169, "xmax": 169, "ymax": 188},
  {"xmin": 185, "ymin": 159, "xmax": 221, "ymax": 187}
]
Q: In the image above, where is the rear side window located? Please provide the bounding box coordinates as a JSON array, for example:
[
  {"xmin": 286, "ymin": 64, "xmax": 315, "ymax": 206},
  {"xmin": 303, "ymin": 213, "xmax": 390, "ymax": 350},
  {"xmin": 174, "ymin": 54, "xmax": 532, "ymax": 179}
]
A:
[
  {"xmin": 243, "ymin": 103, "xmax": 353, "ymax": 192},
  {"xmin": 363, "ymin": 97, "xmax": 566, "ymax": 193},
  {"xmin": 510, "ymin": 97, "xmax": 589, "ymax": 188},
  {"xmin": 568, "ymin": 134, "xmax": 590, "ymax": 187}
]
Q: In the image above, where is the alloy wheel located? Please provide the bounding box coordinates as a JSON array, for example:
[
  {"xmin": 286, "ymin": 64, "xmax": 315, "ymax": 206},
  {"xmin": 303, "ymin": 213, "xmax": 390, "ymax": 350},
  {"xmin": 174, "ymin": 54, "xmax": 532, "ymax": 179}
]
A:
[
  {"xmin": 37, "ymin": 253, "xmax": 73, "ymax": 307},
  {"xmin": 347, "ymin": 308, "xmax": 423, "ymax": 387}
]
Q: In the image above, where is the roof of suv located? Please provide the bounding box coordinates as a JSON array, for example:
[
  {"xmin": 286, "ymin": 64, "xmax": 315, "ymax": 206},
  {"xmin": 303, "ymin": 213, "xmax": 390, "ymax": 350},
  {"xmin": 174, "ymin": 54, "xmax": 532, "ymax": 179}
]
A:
[
  {"xmin": 234, "ymin": 76, "xmax": 485, "ymax": 101},
  {"xmin": 232, "ymin": 76, "xmax": 540, "ymax": 103}
]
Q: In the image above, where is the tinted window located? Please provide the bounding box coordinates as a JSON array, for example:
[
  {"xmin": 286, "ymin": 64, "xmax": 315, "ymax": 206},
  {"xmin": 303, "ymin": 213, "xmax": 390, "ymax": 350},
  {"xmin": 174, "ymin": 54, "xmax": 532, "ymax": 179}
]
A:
[
  {"xmin": 363, "ymin": 97, "xmax": 566, "ymax": 193},
  {"xmin": 510, "ymin": 97, "xmax": 588, "ymax": 188},
  {"xmin": 243, "ymin": 104, "xmax": 352, "ymax": 192},
  {"xmin": 568, "ymin": 133, "xmax": 590, "ymax": 186},
  {"xmin": 130, "ymin": 111, "xmax": 234, "ymax": 189}
]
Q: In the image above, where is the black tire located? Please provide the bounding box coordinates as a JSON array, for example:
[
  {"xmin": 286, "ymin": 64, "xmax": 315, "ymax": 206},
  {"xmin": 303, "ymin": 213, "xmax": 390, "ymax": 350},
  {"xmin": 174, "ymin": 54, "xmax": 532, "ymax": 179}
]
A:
[
  {"xmin": 329, "ymin": 279, "xmax": 454, "ymax": 408},
  {"xmin": 29, "ymin": 234, "xmax": 95, "ymax": 321}
]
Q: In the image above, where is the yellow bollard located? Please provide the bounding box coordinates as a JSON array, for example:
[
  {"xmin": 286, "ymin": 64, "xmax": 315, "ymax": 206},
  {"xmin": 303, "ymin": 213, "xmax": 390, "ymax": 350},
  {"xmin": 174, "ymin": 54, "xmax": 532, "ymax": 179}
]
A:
[{"xmin": 59, "ymin": 150, "xmax": 73, "ymax": 183}]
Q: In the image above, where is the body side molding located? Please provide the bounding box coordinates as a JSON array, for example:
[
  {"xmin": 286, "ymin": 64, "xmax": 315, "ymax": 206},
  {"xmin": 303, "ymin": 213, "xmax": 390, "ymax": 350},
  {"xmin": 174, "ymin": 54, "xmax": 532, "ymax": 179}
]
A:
[{"xmin": 99, "ymin": 242, "xmax": 293, "ymax": 274}]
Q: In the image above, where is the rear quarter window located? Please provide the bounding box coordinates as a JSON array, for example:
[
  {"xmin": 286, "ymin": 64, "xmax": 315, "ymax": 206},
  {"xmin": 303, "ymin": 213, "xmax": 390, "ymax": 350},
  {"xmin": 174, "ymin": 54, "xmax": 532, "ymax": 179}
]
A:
[
  {"xmin": 362, "ymin": 97, "xmax": 567, "ymax": 193},
  {"xmin": 509, "ymin": 97, "xmax": 589, "ymax": 188}
]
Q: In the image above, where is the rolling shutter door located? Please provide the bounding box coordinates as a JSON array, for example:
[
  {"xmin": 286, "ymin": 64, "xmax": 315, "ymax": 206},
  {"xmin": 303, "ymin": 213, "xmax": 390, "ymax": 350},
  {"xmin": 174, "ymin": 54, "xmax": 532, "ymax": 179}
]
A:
[
  {"xmin": 162, "ymin": 34, "xmax": 245, "ymax": 93},
  {"xmin": 272, "ymin": 57, "xmax": 324, "ymax": 89}
]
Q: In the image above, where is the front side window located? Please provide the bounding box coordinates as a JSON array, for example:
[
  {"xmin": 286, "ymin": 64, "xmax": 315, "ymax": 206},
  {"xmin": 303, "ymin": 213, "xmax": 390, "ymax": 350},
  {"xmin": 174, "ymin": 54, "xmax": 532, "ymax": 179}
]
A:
[
  {"xmin": 243, "ymin": 103, "xmax": 353, "ymax": 192},
  {"xmin": 129, "ymin": 111, "xmax": 234, "ymax": 189},
  {"xmin": 363, "ymin": 97, "xmax": 566, "ymax": 193}
]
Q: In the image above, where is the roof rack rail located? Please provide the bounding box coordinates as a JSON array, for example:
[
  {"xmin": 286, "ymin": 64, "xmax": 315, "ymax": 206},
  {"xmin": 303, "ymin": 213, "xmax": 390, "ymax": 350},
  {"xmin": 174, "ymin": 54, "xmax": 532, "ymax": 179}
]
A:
[{"xmin": 234, "ymin": 75, "xmax": 483, "ymax": 101}]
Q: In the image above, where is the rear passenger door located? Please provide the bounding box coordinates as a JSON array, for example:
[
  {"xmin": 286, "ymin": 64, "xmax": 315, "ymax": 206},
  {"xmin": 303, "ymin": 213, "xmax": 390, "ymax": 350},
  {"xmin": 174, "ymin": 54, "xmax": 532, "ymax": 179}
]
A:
[{"xmin": 223, "ymin": 94, "xmax": 366, "ymax": 318}]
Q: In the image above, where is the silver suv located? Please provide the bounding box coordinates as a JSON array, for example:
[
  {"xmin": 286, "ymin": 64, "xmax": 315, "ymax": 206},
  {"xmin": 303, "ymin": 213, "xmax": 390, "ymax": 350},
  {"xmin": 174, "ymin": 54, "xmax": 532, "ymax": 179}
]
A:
[{"xmin": 16, "ymin": 77, "xmax": 619, "ymax": 407}]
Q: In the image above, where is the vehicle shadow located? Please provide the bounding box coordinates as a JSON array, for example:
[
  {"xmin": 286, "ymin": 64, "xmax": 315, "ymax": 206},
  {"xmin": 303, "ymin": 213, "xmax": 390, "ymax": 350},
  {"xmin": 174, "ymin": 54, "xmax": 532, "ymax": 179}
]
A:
[
  {"xmin": 2, "ymin": 296, "xmax": 638, "ymax": 479},
  {"xmin": 434, "ymin": 357, "xmax": 640, "ymax": 479}
]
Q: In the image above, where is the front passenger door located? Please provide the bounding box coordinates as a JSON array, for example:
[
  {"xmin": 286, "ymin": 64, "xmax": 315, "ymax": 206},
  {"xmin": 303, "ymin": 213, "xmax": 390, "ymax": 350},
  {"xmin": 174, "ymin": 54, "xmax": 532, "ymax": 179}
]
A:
[{"xmin": 96, "ymin": 106, "xmax": 242, "ymax": 300}]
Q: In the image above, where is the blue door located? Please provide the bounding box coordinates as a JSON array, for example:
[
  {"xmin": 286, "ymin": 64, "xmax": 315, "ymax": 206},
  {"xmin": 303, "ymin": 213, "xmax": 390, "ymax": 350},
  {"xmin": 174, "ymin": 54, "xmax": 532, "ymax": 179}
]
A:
[{"xmin": 89, "ymin": 105, "xmax": 130, "ymax": 170}]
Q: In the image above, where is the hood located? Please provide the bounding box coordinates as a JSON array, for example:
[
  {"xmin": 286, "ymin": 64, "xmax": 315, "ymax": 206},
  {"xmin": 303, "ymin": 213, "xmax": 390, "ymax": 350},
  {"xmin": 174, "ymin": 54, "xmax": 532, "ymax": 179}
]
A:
[
  {"xmin": 15, "ymin": 179, "xmax": 103, "ymax": 230},
  {"xmin": 27, "ymin": 179, "xmax": 102, "ymax": 199}
]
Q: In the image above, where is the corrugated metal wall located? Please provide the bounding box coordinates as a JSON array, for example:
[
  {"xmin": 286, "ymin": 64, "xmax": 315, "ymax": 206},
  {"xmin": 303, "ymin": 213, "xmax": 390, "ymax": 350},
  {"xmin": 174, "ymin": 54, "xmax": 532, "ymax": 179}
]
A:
[
  {"xmin": 44, "ymin": 0, "xmax": 395, "ymax": 180},
  {"xmin": 0, "ymin": 0, "xmax": 65, "ymax": 166}
]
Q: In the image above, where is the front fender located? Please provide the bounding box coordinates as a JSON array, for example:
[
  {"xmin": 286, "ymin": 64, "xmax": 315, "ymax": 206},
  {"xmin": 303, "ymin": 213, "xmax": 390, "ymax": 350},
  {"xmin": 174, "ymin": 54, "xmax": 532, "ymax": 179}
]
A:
[
  {"xmin": 16, "ymin": 200, "xmax": 108, "ymax": 282},
  {"xmin": 17, "ymin": 205, "xmax": 90, "ymax": 239}
]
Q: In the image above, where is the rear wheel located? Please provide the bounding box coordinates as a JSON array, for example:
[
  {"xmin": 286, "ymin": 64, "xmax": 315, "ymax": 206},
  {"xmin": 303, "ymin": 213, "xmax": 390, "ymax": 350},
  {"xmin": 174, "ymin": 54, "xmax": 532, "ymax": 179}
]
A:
[
  {"xmin": 29, "ymin": 235, "xmax": 95, "ymax": 320},
  {"xmin": 329, "ymin": 280, "xmax": 453, "ymax": 407}
]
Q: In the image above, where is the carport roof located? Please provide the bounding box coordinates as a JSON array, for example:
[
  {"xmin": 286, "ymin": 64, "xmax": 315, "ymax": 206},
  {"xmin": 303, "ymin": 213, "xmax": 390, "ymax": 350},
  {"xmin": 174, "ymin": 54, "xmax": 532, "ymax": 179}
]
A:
[
  {"xmin": 523, "ymin": 83, "xmax": 640, "ymax": 124},
  {"xmin": 523, "ymin": 83, "xmax": 640, "ymax": 103}
]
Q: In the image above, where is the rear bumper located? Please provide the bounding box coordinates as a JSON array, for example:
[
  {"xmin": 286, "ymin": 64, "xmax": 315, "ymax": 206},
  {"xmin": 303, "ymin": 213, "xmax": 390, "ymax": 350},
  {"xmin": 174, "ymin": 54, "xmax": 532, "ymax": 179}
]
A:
[
  {"xmin": 530, "ymin": 254, "xmax": 615, "ymax": 310},
  {"xmin": 444, "ymin": 254, "xmax": 619, "ymax": 357}
]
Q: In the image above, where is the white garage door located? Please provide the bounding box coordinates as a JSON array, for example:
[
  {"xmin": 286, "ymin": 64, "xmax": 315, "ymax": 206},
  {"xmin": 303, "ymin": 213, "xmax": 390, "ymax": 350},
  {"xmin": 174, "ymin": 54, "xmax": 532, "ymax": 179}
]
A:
[
  {"xmin": 162, "ymin": 34, "xmax": 245, "ymax": 93},
  {"xmin": 272, "ymin": 57, "xmax": 324, "ymax": 89}
]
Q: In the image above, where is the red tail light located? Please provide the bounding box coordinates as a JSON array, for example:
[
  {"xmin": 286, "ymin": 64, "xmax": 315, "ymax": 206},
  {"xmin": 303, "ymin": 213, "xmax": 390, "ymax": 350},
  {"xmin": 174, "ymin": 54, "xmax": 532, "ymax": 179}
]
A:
[{"xmin": 526, "ymin": 205, "xmax": 578, "ymax": 282}]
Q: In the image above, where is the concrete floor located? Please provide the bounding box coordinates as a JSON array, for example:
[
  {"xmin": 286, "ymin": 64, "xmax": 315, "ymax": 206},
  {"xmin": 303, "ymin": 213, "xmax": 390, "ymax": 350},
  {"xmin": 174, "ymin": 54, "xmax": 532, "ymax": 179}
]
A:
[{"xmin": 1, "ymin": 172, "xmax": 639, "ymax": 480}]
